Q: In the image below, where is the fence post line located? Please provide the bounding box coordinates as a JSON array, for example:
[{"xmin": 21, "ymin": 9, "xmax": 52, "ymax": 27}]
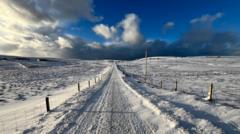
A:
[
  {"xmin": 151, "ymin": 78, "xmax": 154, "ymax": 87},
  {"xmin": 208, "ymin": 83, "xmax": 213, "ymax": 101},
  {"xmin": 160, "ymin": 80, "xmax": 163, "ymax": 88},
  {"xmin": 45, "ymin": 97, "xmax": 50, "ymax": 112},
  {"xmin": 88, "ymin": 80, "xmax": 90, "ymax": 88},
  {"xmin": 175, "ymin": 80, "xmax": 178, "ymax": 91},
  {"xmin": 78, "ymin": 82, "xmax": 80, "ymax": 92}
]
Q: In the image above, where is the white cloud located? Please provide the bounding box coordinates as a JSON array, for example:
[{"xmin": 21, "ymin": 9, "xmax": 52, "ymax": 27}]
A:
[
  {"xmin": 162, "ymin": 21, "xmax": 175, "ymax": 34},
  {"xmin": 92, "ymin": 24, "xmax": 117, "ymax": 39},
  {"xmin": 92, "ymin": 13, "xmax": 144, "ymax": 45},
  {"xmin": 56, "ymin": 37, "xmax": 73, "ymax": 49},
  {"xmin": 190, "ymin": 12, "xmax": 223, "ymax": 24},
  {"xmin": 0, "ymin": 0, "xmax": 99, "ymax": 58},
  {"xmin": 103, "ymin": 40, "xmax": 123, "ymax": 46},
  {"xmin": 87, "ymin": 41, "xmax": 102, "ymax": 49},
  {"xmin": 120, "ymin": 13, "xmax": 144, "ymax": 45},
  {"xmin": 163, "ymin": 21, "xmax": 175, "ymax": 29}
]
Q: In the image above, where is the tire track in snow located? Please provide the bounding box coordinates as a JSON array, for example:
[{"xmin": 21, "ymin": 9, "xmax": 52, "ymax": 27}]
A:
[
  {"xmin": 109, "ymin": 80, "xmax": 151, "ymax": 134},
  {"xmin": 70, "ymin": 77, "xmax": 113, "ymax": 134},
  {"xmin": 49, "ymin": 66, "xmax": 153, "ymax": 134}
]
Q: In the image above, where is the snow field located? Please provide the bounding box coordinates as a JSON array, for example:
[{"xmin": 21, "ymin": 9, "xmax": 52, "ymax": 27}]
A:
[
  {"xmin": 0, "ymin": 58, "xmax": 110, "ymax": 105},
  {"xmin": 0, "ymin": 65, "xmax": 112, "ymax": 134},
  {"xmin": 1, "ymin": 56, "xmax": 239, "ymax": 133},
  {"xmin": 118, "ymin": 57, "xmax": 240, "ymax": 133}
]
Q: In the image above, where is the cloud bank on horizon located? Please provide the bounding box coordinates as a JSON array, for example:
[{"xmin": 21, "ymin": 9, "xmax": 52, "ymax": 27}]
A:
[{"xmin": 0, "ymin": 0, "xmax": 240, "ymax": 59}]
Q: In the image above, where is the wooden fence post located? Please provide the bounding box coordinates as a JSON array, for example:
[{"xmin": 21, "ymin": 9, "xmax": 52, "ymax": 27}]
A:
[
  {"xmin": 207, "ymin": 83, "xmax": 213, "ymax": 101},
  {"xmin": 88, "ymin": 80, "xmax": 90, "ymax": 88},
  {"xmin": 150, "ymin": 77, "xmax": 153, "ymax": 85},
  {"xmin": 95, "ymin": 77, "xmax": 96, "ymax": 84},
  {"xmin": 160, "ymin": 80, "xmax": 163, "ymax": 88},
  {"xmin": 45, "ymin": 97, "xmax": 50, "ymax": 112},
  {"xmin": 78, "ymin": 83, "xmax": 80, "ymax": 92},
  {"xmin": 174, "ymin": 80, "xmax": 178, "ymax": 91}
]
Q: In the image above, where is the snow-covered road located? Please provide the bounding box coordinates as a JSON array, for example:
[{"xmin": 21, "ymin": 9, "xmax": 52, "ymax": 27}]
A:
[{"xmin": 48, "ymin": 65, "xmax": 156, "ymax": 134}]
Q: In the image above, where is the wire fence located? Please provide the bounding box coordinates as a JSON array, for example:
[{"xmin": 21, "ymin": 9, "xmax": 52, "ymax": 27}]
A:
[
  {"xmin": 0, "ymin": 103, "xmax": 45, "ymax": 134},
  {"xmin": 124, "ymin": 71, "xmax": 214, "ymax": 97},
  {"xmin": 0, "ymin": 67, "xmax": 112, "ymax": 134},
  {"xmin": 118, "ymin": 65, "xmax": 240, "ymax": 109}
]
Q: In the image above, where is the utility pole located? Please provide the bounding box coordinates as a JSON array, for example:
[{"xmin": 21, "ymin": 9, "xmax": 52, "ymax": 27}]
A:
[{"xmin": 145, "ymin": 47, "xmax": 148, "ymax": 83}]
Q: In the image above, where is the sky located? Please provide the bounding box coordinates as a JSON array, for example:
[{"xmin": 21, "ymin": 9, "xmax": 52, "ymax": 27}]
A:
[{"xmin": 0, "ymin": 0, "xmax": 240, "ymax": 59}]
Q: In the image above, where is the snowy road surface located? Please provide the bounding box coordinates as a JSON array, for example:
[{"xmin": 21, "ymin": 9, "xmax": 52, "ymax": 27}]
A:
[{"xmin": 48, "ymin": 65, "xmax": 156, "ymax": 134}]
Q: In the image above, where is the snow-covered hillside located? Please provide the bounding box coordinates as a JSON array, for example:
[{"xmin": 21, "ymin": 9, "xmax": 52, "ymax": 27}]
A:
[
  {"xmin": 118, "ymin": 56, "xmax": 240, "ymax": 133},
  {"xmin": 0, "ymin": 55, "xmax": 110, "ymax": 105}
]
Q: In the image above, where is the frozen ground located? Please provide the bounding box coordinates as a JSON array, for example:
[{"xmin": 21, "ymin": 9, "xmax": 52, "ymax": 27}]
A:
[
  {"xmin": 0, "ymin": 55, "xmax": 110, "ymax": 105},
  {"xmin": 1, "ymin": 56, "xmax": 239, "ymax": 133},
  {"xmin": 118, "ymin": 56, "xmax": 240, "ymax": 133}
]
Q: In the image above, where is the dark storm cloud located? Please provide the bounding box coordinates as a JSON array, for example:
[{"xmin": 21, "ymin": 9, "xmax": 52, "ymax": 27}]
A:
[
  {"xmin": 63, "ymin": 28, "xmax": 240, "ymax": 60},
  {"xmin": 63, "ymin": 39, "xmax": 167, "ymax": 60},
  {"xmin": 168, "ymin": 28, "xmax": 240, "ymax": 56}
]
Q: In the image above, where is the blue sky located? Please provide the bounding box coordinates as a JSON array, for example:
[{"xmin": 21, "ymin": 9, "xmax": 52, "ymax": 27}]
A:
[{"xmin": 69, "ymin": 0, "xmax": 240, "ymax": 43}]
